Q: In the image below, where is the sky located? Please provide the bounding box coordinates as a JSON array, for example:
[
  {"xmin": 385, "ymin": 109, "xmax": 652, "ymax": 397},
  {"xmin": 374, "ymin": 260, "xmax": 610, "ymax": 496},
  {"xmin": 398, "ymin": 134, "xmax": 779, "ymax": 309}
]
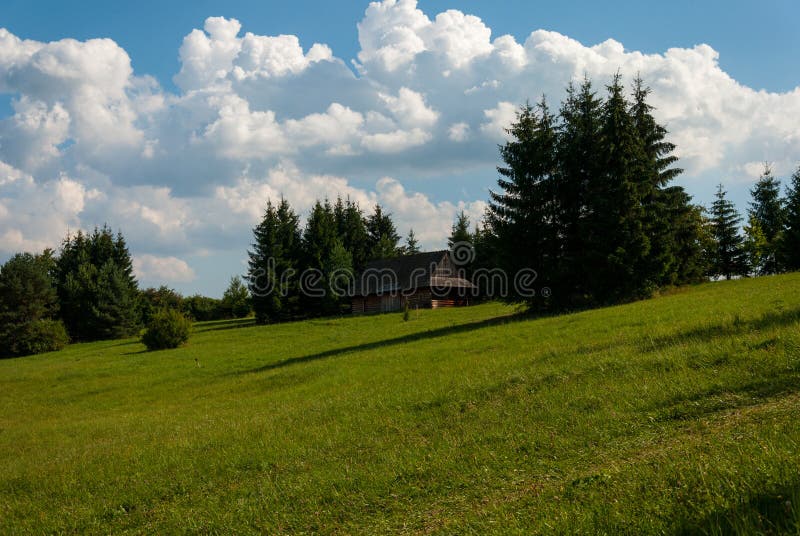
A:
[{"xmin": 1, "ymin": 0, "xmax": 799, "ymax": 296}]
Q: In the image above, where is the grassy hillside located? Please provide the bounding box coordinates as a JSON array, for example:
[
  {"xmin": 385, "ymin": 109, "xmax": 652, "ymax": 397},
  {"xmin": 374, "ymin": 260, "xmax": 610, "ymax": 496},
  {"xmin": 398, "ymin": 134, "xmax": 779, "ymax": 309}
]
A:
[{"xmin": 2, "ymin": 275, "xmax": 800, "ymax": 534}]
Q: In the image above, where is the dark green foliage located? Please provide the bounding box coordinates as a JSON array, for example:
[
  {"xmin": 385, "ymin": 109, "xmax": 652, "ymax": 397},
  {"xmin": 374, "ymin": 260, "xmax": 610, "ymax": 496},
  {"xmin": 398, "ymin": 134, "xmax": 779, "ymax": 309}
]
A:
[
  {"xmin": 747, "ymin": 164, "xmax": 786, "ymax": 274},
  {"xmin": 302, "ymin": 200, "xmax": 353, "ymax": 316},
  {"xmin": 55, "ymin": 227, "xmax": 140, "ymax": 341},
  {"xmin": 0, "ymin": 251, "xmax": 69, "ymax": 357},
  {"xmin": 708, "ymin": 185, "xmax": 748, "ymax": 280},
  {"xmin": 248, "ymin": 199, "xmax": 302, "ymax": 324},
  {"xmin": 139, "ymin": 286, "xmax": 184, "ymax": 324},
  {"xmin": 781, "ymin": 166, "xmax": 800, "ymax": 270},
  {"xmin": 448, "ymin": 211, "xmax": 472, "ymax": 248},
  {"xmin": 182, "ymin": 295, "xmax": 224, "ymax": 322},
  {"xmin": 334, "ymin": 197, "xmax": 370, "ymax": 271},
  {"xmin": 141, "ymin": 308, "xmax": 192, "ymax": 351},
  {"xmin": 366, "ymin": 204, "xmax": 400, "ymax": 260},
  {"xmin": 487, "ymin": 75, "xmax": 697, "ymax": 308},
  {"xmin": 221, "ymin": 276, "xmax": 251, "ymax": 319},
  {"xmin": 404, "ymin": 228, "xmax": 420, "ymax": 255}
]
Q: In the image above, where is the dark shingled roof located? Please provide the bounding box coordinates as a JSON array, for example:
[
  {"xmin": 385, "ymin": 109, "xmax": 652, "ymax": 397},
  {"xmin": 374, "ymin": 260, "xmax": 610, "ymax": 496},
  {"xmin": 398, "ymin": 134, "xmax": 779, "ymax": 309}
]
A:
[{"xmin": 352, "ymin": 250, "xmax": 475, "ymax": 296}]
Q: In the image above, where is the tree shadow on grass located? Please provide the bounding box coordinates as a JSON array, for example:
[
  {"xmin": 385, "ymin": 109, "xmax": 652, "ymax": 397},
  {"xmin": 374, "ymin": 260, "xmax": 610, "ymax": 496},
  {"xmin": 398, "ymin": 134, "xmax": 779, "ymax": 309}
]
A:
[
  {"xmin": 643, "ymin": 307, "xmax": 800, "ymax": 351},
  {"xmin": 193, "ymin": 318, "xmax": 256, "ymax": 333},
  {"xmin": 677, "ymin": 480, "xmax": 800, "ymax": 535},
  {"xmin": 231, "ymin": 312, "xmax": 529, "ymax": 376}
]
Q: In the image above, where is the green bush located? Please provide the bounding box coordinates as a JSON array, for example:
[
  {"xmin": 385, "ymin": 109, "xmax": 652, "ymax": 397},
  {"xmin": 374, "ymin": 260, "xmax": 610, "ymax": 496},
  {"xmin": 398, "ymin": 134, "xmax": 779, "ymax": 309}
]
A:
[
  {"xmin": 0, "ymin": 319, "xmax": 70, "ymax": 358},
  {"xmin": 141, "ymin": 309, "xmax": 192, "ymax": 351}
]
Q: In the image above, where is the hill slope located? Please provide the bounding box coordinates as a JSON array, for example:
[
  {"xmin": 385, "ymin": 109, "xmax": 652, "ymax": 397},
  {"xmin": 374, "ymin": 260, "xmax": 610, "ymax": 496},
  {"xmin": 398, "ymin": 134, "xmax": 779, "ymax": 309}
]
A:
[{"xmin": 1, "ymin": 275, "xmax": 800, "ymax": 534}]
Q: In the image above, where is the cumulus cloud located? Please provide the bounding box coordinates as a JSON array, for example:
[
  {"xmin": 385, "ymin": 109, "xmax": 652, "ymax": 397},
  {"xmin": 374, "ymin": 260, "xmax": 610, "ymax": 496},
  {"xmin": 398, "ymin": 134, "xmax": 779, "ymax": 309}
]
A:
[
  {"xmin": 133, "ymin": 254, "xmax": 196, "ymax": 283},
  {"xmin": 1, "ymin": 0, "xmax": 799, "ymax": 295}
]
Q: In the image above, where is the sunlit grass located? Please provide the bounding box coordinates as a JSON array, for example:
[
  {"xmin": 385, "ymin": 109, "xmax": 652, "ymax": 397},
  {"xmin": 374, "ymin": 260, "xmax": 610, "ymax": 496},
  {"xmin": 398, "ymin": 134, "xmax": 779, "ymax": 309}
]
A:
[{"xmin": 1, "ymin": 275, "xmax": 800, "ymax": 534}]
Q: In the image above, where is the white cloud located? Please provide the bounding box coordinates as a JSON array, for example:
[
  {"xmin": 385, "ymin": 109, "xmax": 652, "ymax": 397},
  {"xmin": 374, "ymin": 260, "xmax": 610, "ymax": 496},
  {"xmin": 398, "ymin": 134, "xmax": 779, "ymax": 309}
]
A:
[
  {"xmin": 448, "ymin": 122, "xmax": 470, "ymax": 142},
  {"xmin": 362, "ymin": 127, "xmax": 431, "ymax": 153},
  {"xmin": 1, "ymin": 2, "xmax": 800, "ymax": 294},
  {"xmin": 379, "ymin": 87, "xmax": 439, "ymax": 128},
  {"xmin": 133, "ymin": 254, "xmax": 196, "ymax": 283}
]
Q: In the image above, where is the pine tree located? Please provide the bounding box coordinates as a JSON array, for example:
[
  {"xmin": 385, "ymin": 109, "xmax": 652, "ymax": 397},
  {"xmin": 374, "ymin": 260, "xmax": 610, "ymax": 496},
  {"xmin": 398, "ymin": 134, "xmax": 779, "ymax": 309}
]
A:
[
  {"xmin": 56, "ymin": 226, "xmax": 140, "ymax": 341},
  {"xmin": 780, "ymin": 165, "xmax": 800, "ymax": 270},
  {"xmin": 303, "ymin": 200, "xmax": 350, "ymax": 316},
  {"xmin": 0, "ymin": 250, "xmax": 69, "ymax": 357},
  {"xmin": 592, "ymin": 74, "xmax": 650, "ymax": 301},
  {"xmin": 488, "ymin": 98, "xmax": 558, "ymax": 305},
  {"xmin": 366, "ymin": 204, "xmax": 400, "ymax": 260},
  {"xmin": 630, "ymin": 76, "xmax": 687, "ymax": 287},
  {"xmin": 334, "ymin": 197, "xmax": 370, "ymax": 271},
  {"xmin": 708, "ymin": 184, "xmax": 748, "ymax": 280},
  {"xmin": 221, "ymin": 276, "xmax": 251, "ymax": 318},
  {"xmin": 448, "ymin": 211, "xmax": 472, "ymax": 248},
  {"xmin": 743, "ymin": 215, "xmax": 768, "ymax": 274},
  {"xmin": 556, "ymin": 78, "xmax": 603, "ymax": 304},
  {"xmin": 248, "ymin": 199, "xmax": 301, "ymax": 324},
  {"xmin": 748, "ymin": 164, "xmax": 785, "ymax": 274},
  {"xmin": 404, "ymin": 229, "xmax": 420, "ymax": 255}
]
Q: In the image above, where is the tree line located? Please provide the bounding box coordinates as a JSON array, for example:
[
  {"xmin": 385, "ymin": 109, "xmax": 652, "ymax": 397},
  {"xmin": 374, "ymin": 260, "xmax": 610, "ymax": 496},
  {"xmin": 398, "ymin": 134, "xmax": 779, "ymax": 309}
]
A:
[
  {"xmin": 462, "ymin": 75, "xmax": 800, "ymax": 308},
  {"xmin": 246, "ymin": 198, "xmax": 419, "ymax": 324},
  {"xmin": 0, "ymin": 227, "xmax": 252, "ymax": 357},
  {"xmin": 3, "ymin": 73, "xmax": 800, "ymax": 356}
]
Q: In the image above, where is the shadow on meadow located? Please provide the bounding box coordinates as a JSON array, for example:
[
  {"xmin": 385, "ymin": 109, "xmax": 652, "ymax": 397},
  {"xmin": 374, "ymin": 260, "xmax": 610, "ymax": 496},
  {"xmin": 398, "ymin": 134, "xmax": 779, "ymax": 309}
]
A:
[
  {"xmin": 677, "ymin": 479, "xmax": 800, "ymax": 535},
  {"xmin": 642, "ymin": 307, "xmax": 800, "ymax": 351},
  {"xmin": 232, "ymin": 312, "xmax": 529, "ymax": 376}
]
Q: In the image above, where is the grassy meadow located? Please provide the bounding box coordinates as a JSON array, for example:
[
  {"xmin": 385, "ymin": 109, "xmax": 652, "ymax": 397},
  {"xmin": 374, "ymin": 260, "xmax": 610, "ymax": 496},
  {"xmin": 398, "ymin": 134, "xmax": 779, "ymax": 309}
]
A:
[{"xmin": 1, "ymin": 274, "xmax": 800, "ymax": 534}]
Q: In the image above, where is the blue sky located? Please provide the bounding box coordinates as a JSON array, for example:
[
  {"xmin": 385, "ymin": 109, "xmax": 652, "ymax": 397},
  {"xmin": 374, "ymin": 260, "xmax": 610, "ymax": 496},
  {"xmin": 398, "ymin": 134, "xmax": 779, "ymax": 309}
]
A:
[
  {"xmin": 3, "ymin": 0, "xmax": 798, "ymax": 92},
  {"xmin": 1, "ymin": 0, "xmax": 799, "ymax": 296}
]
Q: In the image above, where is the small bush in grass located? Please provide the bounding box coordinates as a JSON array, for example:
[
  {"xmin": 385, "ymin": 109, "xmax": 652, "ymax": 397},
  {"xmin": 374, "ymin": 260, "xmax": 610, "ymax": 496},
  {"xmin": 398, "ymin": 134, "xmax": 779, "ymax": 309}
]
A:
[
  {"xmin": 141, "ymin": 309, "xmax": 192, "ymax": 351},
  {"xmin": 0, "ymin": 319, "xmax": 69, "ymax": 358}
]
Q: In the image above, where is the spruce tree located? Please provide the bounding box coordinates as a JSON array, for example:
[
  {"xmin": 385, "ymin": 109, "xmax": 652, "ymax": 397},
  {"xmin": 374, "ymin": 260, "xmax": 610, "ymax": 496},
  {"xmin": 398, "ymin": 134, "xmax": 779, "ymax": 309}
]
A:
[
  {"xmin": 55, "ymin": 226, "xmax": 140, "ymax": 341},
  {"xmin": 556, "ymin": 78, "xmax": 603, "ymax": 303},
  {"xmin": 488, "ymin": 98, "xmax": 558, "ymax": 305},
  {"xmin": 780, "ymin": 165, "xmax": 800, "ymax": 270},
  {"xmin": 0, "ymin": 250, "xmax": 69, "ymax": 357},
  {"xmin": 708, "ymin": 185, "xmax": 748, "ymax": 280},
  {"xmin": 366, "ymin": 204, "xmax": 400, "ymax": 260},
  {"xmin": 248, "ymin": 199, "xmax": 301, "ymax": 324},
  {"xmin": 593, "ymin": 74, "xmax": 650, "ymax": 301},
  {"xmin": 303, "ymin": 200, "xmax": 350, "ymax": 316},
  {"xmin": 448, "ymin": 211, "xmax": 472, "ymax": 248},
  {"xmin": 631, "ymin": 76, "xmax": 688, "ymax": 287},
  {"xmin": 747, "ymin": 164, "xmax": 785, "ymax": 274},
  {"xmin": 404, "ymin": 229, "xmax": 420, "ymax": 255},
  {"xmin": 334, "ymin": 197, "xmax": 370, "ymax": 271}
]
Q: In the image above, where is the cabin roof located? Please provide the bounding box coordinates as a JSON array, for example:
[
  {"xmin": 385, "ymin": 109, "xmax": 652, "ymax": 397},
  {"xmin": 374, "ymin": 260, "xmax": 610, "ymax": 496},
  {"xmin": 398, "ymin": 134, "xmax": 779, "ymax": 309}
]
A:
[{"xmin": 352, "ymin": 250, "xmax": 475, "ymax": 296}]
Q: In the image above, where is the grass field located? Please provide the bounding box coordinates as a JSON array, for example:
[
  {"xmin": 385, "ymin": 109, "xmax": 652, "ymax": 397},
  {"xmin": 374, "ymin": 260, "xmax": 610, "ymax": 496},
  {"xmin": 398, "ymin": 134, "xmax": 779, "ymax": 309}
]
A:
[{"xmin": 1, "ymin": 275, "xmax": 800, "ymax": 534}]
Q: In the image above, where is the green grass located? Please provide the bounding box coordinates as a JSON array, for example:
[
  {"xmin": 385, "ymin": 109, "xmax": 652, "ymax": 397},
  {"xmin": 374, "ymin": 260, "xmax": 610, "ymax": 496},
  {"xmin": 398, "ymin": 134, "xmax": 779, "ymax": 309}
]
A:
[{"xmin": 2, "ymin": 275, "xmax": 800, "ymax": 534}]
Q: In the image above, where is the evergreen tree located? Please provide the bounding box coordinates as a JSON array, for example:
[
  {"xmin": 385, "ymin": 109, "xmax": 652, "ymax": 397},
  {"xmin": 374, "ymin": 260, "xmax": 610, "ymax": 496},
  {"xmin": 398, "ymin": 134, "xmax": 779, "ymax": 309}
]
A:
[
  {"xmin": 556, "ymin": 78, "xmax": 604, "ymax": 303},
  {"xmin": 630, "ymin": 76, "xmax": 688, "ymax": 287},
  {"xmin": 303, "ymin": 200, "xmax": 350, "ymax": 316},
  {"xmin": 448, "ymin": 210, "xmax": 472, "ymax": 248},
  {"xmin": 334, "ymin": 197, "xmax": 370, "ymax": 271},
  {"xmin": 221, "ymin": 276, "xmax": 251, "ymax": 318},
  {"xmin": 55, "ymin": 226, "xmax": 140, "ymax": 341},
  {"xmin": 708, "ymin": 185, "xmax": 748, "ymax": 280},
  {"xmin": 592, "ymin": 74, "xmax": 650, "ymax": 301},
  {"xmin": 0, "ymin": 250, "xmax": 69, "ymax": 357},
  {"xmin": 748, "ymin": 164, "xmax": 785, "ymax": 274},
  {"xmin": 780, "ymin": 165, "xmax": 800, "ymax": 270},
  {"xmin": 248, "ymin": 199, "xmax": 301, "ymax": 324},
  {"xmin": 404, "ymin": 229, "xmax": 420, "ymax": 255},
  {"xmin": 743, "ymin": 215, "xmax": 768, "ymax": 274},
  {"xmin": 488, "ymin": 98, "xmax": 558, "ymax": 305},
  {"xmin": 365, "ymin": 204, "xmax": 400, "ymax": 260}
]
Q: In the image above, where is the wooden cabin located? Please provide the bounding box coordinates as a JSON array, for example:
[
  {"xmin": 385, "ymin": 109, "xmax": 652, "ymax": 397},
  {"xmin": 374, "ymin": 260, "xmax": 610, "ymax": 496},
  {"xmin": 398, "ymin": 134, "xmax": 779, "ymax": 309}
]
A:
[{"xmin": 351, "ymin": 250, "xmax": 476, "ymax": 314}]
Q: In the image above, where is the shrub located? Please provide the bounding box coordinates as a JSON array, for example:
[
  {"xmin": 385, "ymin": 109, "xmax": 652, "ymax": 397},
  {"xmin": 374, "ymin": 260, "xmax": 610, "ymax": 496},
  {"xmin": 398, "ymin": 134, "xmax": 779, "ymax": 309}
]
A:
[
  {"xmin": 0, "ymin": 319, "xmax": 69, "ymax": 358},
  {"xmin": 141, "ymin": 309, "xmax": 192, "ymax": 351}
]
